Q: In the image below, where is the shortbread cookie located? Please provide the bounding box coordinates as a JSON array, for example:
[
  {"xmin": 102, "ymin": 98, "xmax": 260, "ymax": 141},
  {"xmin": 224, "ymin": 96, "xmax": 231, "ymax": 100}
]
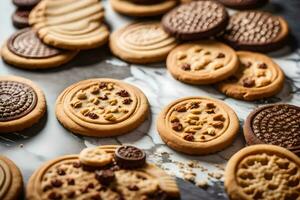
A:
[
  {"xmin": 110, "ymin": 0, "xmax": 177, "ymax": 17},
  {"xmin": 0, "ymin": 76, "xmax": 46, "ymax": 133},
  {"xmin": 79, "ymin": 147, "xmax": 113, "ymax": 167},
  {"xmin": 244, "ymin": 104, "xmax": 300, "ymax": 155},
  {"xmin": 157, "ymin": 97, "xmax": 239, "ymax": 155},
  {"xmin": 29, "ymin": 0, "xmax": 109, "ymax": 50},
  {"xmin": 222, "ymin": 11, "xmax": 289, "ymax": 52},
  {"xmin": 56, "ymin": 79, "xmax": 149, "ymax": 137},
  {"xmin": 162, "ymin": 1, "xmax": 229, "ymax": 40},
  {"xmin": 167, "ymin": 41, "xmax": 239, "ymax": 84},
  {"xmin": 12, "ymin": 9, "xmax": 30, "ymax": 29},
  {"xmin": 12, "ymin": 0, "xmax": 40, "ymax": 8},
  {"xmin": 110, "ymin": 21, "xmax": 178, "ymax": 64},
  {"xmin": 218, "ymin": 0, "xmax": 268, "ymax": 9},
  {"xmin": 1, "ymin": 29, "xmax": 78, "ymax": 69},
  {"xmin": 0, "ymin": 156, "xmax": 23, "ymax": 200},
  {"xmin": 26, "ymin": 145, "xmax": 180, "ymax": 200},
  {"xmin": 217, "ymin": 51, "xmax": 285, "ymax": 101},
  {"xmin": 225, "ymin": 144, "xmax": 300, "ymax": 200}
]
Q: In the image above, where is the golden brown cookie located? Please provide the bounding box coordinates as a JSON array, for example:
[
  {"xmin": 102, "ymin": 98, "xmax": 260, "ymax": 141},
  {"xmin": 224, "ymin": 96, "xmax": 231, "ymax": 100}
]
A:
[
  {"xmin": 157, "ymin": 96, "xmax": 239, "ymax": 155},
  {"xmin": 110, "ymin": 21, "xmax": 178, "ymax": 64},
  {"xmin": 55, "ymin": 78, "xmax": 149, "ymax": 137},
  {"xmin": 79, "ymin": 147, "xmax": 114, "ymax": 167},
  {"xmin": 0, "ymin": 76, "xmax": 47, "ymax": 133},
  {"xmin": 0, "ymin": 156, "xmax": 23, "ymax": 200},
  {"xmin": 225, "ymin": 144, "xmax": 300, "ymax": 200},
  {"xmin": 110, "ymin": 0, "xmax": 177, "ymax": 17},
  {"xmin": 167, "ymin": 41, "xmax": 239, "ymax": 85},
  {"xmin": 26, "ymin": 145, "xmax": 180, "ymax": 200},
  {"xmin": 29, "ymin": 0, "xmax": 109, "ymax": 50},
  {"xmin": 217, "ymin": 51, "xmax": 285, "ymax": 101}
]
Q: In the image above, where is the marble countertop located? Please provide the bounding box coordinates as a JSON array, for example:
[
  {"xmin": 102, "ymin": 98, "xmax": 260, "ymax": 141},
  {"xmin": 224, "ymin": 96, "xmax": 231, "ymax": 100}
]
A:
[{"xmin": 0, "ymin": 0, "xmax": 299, "ymax": 199}]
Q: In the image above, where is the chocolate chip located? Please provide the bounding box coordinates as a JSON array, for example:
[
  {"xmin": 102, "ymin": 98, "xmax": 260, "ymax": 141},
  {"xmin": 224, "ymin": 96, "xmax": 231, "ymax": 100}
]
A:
[
  {"xmin": 258, "ymin": 63, "xmax": 268, "ymax": 69},
  {"xmin": 67, "ymin": 178, "xmax": 75, "ymax": 185},
  {"xmin": 91, "ymin": 194, "xmax": 102, "ymax": 200},
  {"xmin": 87, "ymin": 183, "xmax": 94, "ymax": 188},
  {"xmin": 48, "ymin": 192, "xmax": 62, "ymax": 200},
  {"xmin": 190, "ymin": 102, "xmax": 200, "ymax": 109},
  {"xmin": 216, "ymin": 53, "xmax": 225, "ymax": 58},
  {"xmin": 116, "ymin": 90, "xmax": 130, "ymax": 97},
  {"xmin": 127, "ymin": 185, "xmax": 139, "ymax": 191},
  {"xmin": 98, "ymin": 95, "xmax": 108, "ymax": 100},
  {"xmin": 172, "ymin": 122, "xmax": 183, "ymax": 131},
  {"xmin": 175, "ymin": 105, "xmax": 187, "ymax": 112},
  {"xmin": 114, "ymin": 145, "xmax": 146, "ymax": 169},
  {"xmin": 243, "ymin": 77, "xmax": 255, "ymax": 88},
  {"xmin": 73, "ymin": 162, "xmax": 81, "ymax": 168},
  {"xmin": 51, "ymin": 179, "xmax": 63, "ymax": 188},
  {"xmin": 66, "ymin": 191, "xmax": 75, "ymax": 198},
  {"xmin": 88, "ymin": 112, "xmax": 99, "ymax": 119},
  {"xmin": 56, "ymin": 168, "xmax": 65, "ymax": 176},
  {"xmin": 184, "ymin": 134, "xmax": 194, "ymax": 141},
  {"xmin": 181, "ymin": 63, "xmax": 191, "ymax": 71},
  {"xmin": 123, "ymin": 98, "xmax": 133, "ymax": 105},
  {"xmin": 95, "ymin": 169, "xmax": 115, "ymax": 186},
  {"xmin": 99, "ymin": 82, "xmax": 107, "ymax": 89},
  {"xmin": 206, "ymin": 103, "xmax": 216, "ymax": 109}
]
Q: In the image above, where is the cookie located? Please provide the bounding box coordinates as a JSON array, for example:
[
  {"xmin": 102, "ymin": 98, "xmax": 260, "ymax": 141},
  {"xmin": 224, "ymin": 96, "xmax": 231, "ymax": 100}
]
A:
[
  {"xmin": 26, "ymin": 145, "xmax": 180, "ymax": 200},
  {"xmin": 225, "ymin": 144, "xmax": 300, "ymax": 200},
  {"xmin": 218, "ymin": 0, "xmax": 268, "ymax": 9},
  {"xmin": 221, "ymin": 11, "xmax": 289, "ymax": 52},
  {"xmin": 0, "ymin": 76, "xmax": 46, "ymax": 133},
  {"xmin": 12, "ymin": 0, "xmax": 40, "ymax": 9},
  {"xmin": 157, "ymin": 96, "xmax": 239, "ymax": 155},
  {"xmin": 0, "ymin": 156, "xmax": 23, "ymax": 200},
  {"xmin": 243, "ymin": 104, "xmax": 300, "ymax": 155},
  {"xmin": 167, "ymin": 41, "xmax": 239, "ymax": 85},
  {"xmin": 162, "ymin": 1, "xmax": 229, "ymax": 40},
  {"xmin": 12, "ymin": 9, "xmax": 30, "ymax": 29},
  {"xmin": 110, "ymin": 0, "xmax": 177, "ymax": 17},
  {"xmin": 29, "ymin": 0, "xmax": 109, "ymax": 50},
  {"xmin": 55, "ymin": 78, "xmax": 149, "ymax": 137},
  {"xmin": 110, "ymin": 21, "xmax": 178, "ymax": 64},
  {"xmin": 217, "ymin": 51, "xmax": 285, "ymax": 101},
  {"xmin": 1, "ymin": 29, "xmax": 78, "ymax": 69},
  {"xmin": 115, "ymin": 145, "xmax": 146, "ymax": 169},
  {"xmin": 79, "ymin": 147, "xmax": 114, "ymax": 167}
]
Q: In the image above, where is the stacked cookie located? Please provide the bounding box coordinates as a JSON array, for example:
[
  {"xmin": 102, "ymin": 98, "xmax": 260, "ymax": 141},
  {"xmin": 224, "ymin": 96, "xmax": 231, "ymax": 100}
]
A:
[{"xmin": 12, "ymin": 0, "xmax": 40, "ymax": 28}]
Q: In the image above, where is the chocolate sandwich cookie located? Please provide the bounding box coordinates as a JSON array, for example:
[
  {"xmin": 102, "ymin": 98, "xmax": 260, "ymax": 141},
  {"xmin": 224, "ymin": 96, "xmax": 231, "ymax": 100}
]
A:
[
  {"xmin": 244, "ymin": 104, "xmax": 300, "ymax": 154},
  {"xmin": 222, "ymin": 11, "xmax": 289, "ymax": 52},
  {"xmin": 218, "ymin": 0, "xmax": 268, "ymax": 9},
  {"xmin": 0, "ymin": 76, "xmax": 46, "ymax": 133},
  {"xmin": 1, "ymin": 28, "xmax": 78, "ymax": 69},
  {"xmin": 162, "ymin": 1, "xmax": 229, "ymax": 40},
  {"xmin": 115, "ymin": 145, "xmax": 146, "ymax": 169},
  {"xmin": 12, "ymin": 9, "xmax": 30, "ymax": 29},
  {"xmin": 12, "ymin": 0, "xmax": 40, "ymax": 9}
]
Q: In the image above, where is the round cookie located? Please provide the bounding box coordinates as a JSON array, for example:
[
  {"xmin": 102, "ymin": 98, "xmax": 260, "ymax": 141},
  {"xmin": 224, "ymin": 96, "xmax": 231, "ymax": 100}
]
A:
[
  {"xmin": 244, "ymin": 104, "xmax": 300, "ymax": 155},
  {"xmin": 218, "ymin": 0, "xmax": 268, "ymax": 9},
  {"xmin": 55, "ymin": 78, "xmax": 149, "ymax": 137},
  {"xmin": 217, "ymin": 51, "xmax": 285, "ymax": 101},
  {"xmin": 1, "ymin": 29, "xmax": 78, "ymax": 69},
  {"xmin": 221, "ymin": 11, "xmax": 289, "ymax": 52},
  {"xmin": 12, "ymin": 9, "xmax": 30, "ymax": 29},
  {"xmin": 79, "ymin": 147, "xmax": 114, "ymax": 167},
  {"xmin": 0, "ymin": 76, "xmax": 46, "ymax": 133},
  {"xmin": 110, "ymin": 21, "xmax": 178, "ymax": 64},
  {"xmin": 157, "ymin": 96, "xmax": 239, "ymax": 155},
  {"xmin": 26, "ymin": 145, "xmax": 180, "ymax": 200},
  {"xmin": 110, "ymin": 0, "xmax": 177, "ymax": 17},
  {"xmin": 162, "ymin": 1, "xmax": 229, "ymax": 40},
  {"xmin": 167, "ymin": 41, "xmax": 239, "ymax": 85},
  {"xmin": 0, "ymin": 156, "xmax": 23, "ymax": 200},
  {"xmin": 225, "ymin": 144, "xmax": 300, "ymax": 200},
  {"xmin": 12, "ymin": 0, "xmax": 40, "ymax": 8}
]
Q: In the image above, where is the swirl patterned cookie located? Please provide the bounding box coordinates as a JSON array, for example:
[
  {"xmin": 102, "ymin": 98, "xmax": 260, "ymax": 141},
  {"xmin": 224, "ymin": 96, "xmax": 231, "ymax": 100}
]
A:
[
  {"xmin": 167, "ymin": 41, "xmax": 239, "ymax": 84},
  {"xmin": 0, "ymin": 76, "xmax": 46, "ymax": 133},
  {"xmin": 157, "ymin": 97, "xmax": 239, "ymax": 155},
  {"xmin": 217, "ymin": 51, "xmax": 285, "ymax": 101},
  {"xmin": 110, "ymin": 21, "xmax": 178, "ymax": 64},
  {"xmin": 26, "ymin": 145, "xmax": 180, "ymax": 200},
  {"xmin": 55, "ymin": 78, "xmax": 149, "ymax": 137},
  {"xmin": 225, "ymin": 144, "xmax": 300, "ymax": 200}
]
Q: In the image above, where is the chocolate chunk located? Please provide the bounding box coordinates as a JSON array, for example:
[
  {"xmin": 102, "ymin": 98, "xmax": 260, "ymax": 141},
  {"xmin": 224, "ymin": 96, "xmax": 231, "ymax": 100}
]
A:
[
  {"xmin": 216, "ymin": 53, "xmax": 225, "ymax": 58},
  {"xmin": 51, "ymin": 179, "xmax": 63, "ymax": 188},
  {"xmin": 72, "ymin": 161, "xmax": 81, "ymax": 168},
  {"xmin": 66, "ymin": 191, "xmax": 75, "ymax": 198},
  {"xmin": 190, "ymin": 102, "xmax": 200, "ymax": 109},
  {"xmin": 56, "ymin": 168, "xmax": 66, "ymax": 176},
  {"xmin": 114, "ymin": 145, "xmax": 146, "ymax": 169},
  {"xmin": 67, "ymin": 178, "xmax": 75, "ymax": 185},
  {"xmin": 123, "ymin": 98, "xmax": 133, "ymax": 105},
  {"xmin": 258, "ymin": 63, "xmax": 268, "ymax": 69},
  {"xmin": 175, "ymin": 105, "xmax": 187, "ymax": 112},
  {"xmin": 116, "ymin": 90, "xmax": 130, "ymax": 97},
  {"xmin": 99, "ymin": 82, "xmax": 108, "ymax": 89},
  {"xmin": 88, "ymin": 112, "xmax": 99, "ymax": 119},
  {"xmin": 48, "ymin": 192, "xmax": 62, "ymax": 200},
  {"xmin": 95, "ymin": 169, "xmax": 115, "ymax": 186},
  {"xmin": 127, "ymin": 185, "xmax": 139, "ymax": 191},
  {"xmin": 98, "ymin": 95, "xmax": 108, "ymax": 100},
  {"xmin": 172, "ymin": 122, "xmax": 183, "ymax": 132},
  {"xmin": 12, "ymin": 9, "xmax": 30, "ymax": 29},
  {"xmin": 243, "ymin": 77, "xmax": 255, "ymax": 88},
  {"xmin": 181, "ymin": 63, "xmax": 191, "ymax": 71},
  {"xmin": 184, "ymin": 134, "xmax": 194, "ymax": 142}
]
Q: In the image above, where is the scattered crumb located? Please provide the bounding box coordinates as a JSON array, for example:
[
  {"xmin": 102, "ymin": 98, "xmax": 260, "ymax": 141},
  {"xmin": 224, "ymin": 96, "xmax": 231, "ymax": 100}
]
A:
[
  {"xmin": 183, "ymin": 172, "xmax": 196, "ymax": 183},
  {"xmin": 196, "ymin": 180, "xmax": 208, "ymax": 189}
]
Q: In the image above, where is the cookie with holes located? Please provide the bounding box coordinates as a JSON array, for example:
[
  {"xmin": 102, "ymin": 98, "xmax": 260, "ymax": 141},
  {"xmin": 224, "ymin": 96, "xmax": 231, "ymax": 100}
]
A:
[
  {"xmin": 110, "ymin": 0, "xmax": 177, "ymax": 17},
  {"xmin": 0, "ymin": 156, "xmax": 23, "ymax": 200},
  {"xmin": 0, "ymin": 76, "xmax": 46, "ymax": 133},
  {"xmin": 221, "ymin": 11, "xmax": 289, "ymax": 52},
  {"xmin": 167, "ymin": 41, "xmax": 239, "ymax": 85},
  {"xmin": 26, "ymin": 145, "xmax": 180, "ymax": 200},
  {"xmin": 225, "ymin": 144, "xmax": 300, "ymax": 200},
  {"xmin": 218, "ymin": 0, "xmax": 268, "ymax": 9},
  {"xmin": 162, "ymin": 1, "xmax": 229, "ymax": 40},
  {"xmin": 157, "ymin": 97, "xmax": 239, "ymax": 155},
  {"xmin": 110, "ymin": 21, "xmax": 178, "ymax": 64},
  {"xmin": 55, "ymin": 78, "xmax": 149, "ymax": 137},
  {"xmin": 1, "ymin": 29, "xmax": 78, "ymax": 69},
  {"xmin": 243, "ymin": 104, "xmax": 300, "ymax": 155},
  {"xmin": 217, "ymin": 51, "xmax": 285, "ymax": 101}
]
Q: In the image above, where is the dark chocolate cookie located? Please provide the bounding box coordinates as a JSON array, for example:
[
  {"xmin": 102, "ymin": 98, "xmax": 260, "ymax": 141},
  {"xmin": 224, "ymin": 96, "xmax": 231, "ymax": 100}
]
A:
[
  {"xmin": 217, "ymin": 0, "xmax": 268, "ymax": 9},
  {"xmin": 244, "ymin": 104, "xmax": 300, "ymax": 154},
  {"xmin": 162, "ymin": 0, "xmax": 229, "ymax": 40},
  {"xmin": 221, "ymin": 11, "xmax": 289, "ymax": 52},
  {"xmin": 115, "ymin": 145, "xmax": 146, "ymax": 169},
  {"xmin": 12, "ymin": 0, "xmax": 40, "ymax": 8},
  {"xmin": 12, "ymin": 9, "xmax": 30, "ymax": 29}
]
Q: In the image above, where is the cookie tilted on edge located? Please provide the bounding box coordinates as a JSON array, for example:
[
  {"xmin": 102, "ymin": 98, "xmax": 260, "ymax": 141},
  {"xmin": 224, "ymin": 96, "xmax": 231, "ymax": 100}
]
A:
[
  {"xmin": 157, "ymin": 97, "xmax": 239, "ymax": 155},
  {"xmin": 167, "ymin": 41, "xmax": 239, "ymax": 84},
  {"xmin": 26, "ymin": 145, "xmax": 180, "ymax": 200},
  {"xmin": 225, "ymin": 144, "xmax": 300, "ymax": 200},
  {"xmin": 0, "ymin": 76, "xmax": 46, "ymax": 133},
  {"xmin": 217, "ymin": 51, "xmax": 285, "ymax": 101},
  {"xmin": 0, "ymin": 156, "xmax": 23, "ymax": 200},
  {"xmin": 110, "ymin": 21, "xmax": 178, "ymax": 64},
  {"xmin": 55, "ymin": 78, "xmax": 149, "ymax": 137}
]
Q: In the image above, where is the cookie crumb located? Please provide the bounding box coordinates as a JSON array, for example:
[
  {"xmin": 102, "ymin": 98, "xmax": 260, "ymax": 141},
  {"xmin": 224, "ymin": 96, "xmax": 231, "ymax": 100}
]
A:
[{"xmin": 196, "ymin": 180, "xmax": 208, "ymax": 189}]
